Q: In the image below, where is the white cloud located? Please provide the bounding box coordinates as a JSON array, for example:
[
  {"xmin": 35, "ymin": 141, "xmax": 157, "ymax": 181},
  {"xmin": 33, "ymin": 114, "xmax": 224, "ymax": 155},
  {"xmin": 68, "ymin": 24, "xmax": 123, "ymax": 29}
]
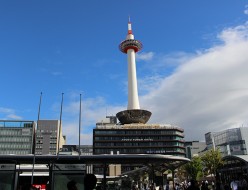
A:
[
  {"xmin": 6, "ymin": 114, "xmax": 22, "ymax": 120},
  {"xmin": 62, "ymin": 96, "xmax": 124, "ymax": 145},
  {"xmin": 156, "ymin": 51, "xmax": 194, "ymax": 67},
  {"xmin": 0, "ymin": 107, "xmax": 13, "ymax": 114},
  {"xmin": 136, "ymin": 51, "xmax": 195, "ymax": 76},
  {"xmin": 136, "ymin": 52, "xmax": 154, "ymax": 61},
  {"xmin": 218, "ymin": 22, "xmax": 248, "ymax": 44},
  {"xmin": 244, "ymin": 5, "xmax": 248, "ymax": 15},
  {"xmin": 138, "ymin": 75, "xmax": 164, "ymax": 95},
  {"xmin": 140, "ymin": 21, "xmax": 248, "ymax": 141},
  {"xmin": 0, "ymin": 107, "xmax": 23, "ymax": 120}
]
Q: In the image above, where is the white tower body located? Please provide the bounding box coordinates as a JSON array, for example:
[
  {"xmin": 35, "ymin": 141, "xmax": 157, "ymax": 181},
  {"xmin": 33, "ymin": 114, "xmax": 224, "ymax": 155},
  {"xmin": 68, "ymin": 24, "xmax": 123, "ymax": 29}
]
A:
[
  {"xmin": 126, "ymin": 26, "xmax": 140, "ymax": 110},
  {"xmin": 117, "ymin": 19, "xmax": 151, "ymax": 124}
]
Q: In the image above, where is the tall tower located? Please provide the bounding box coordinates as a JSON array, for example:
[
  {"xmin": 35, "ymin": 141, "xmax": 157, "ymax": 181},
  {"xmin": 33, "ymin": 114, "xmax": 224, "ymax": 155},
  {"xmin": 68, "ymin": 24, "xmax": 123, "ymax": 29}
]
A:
[{"xmin": 116, "ymin": 19, "xmax": 151, "ymax": 124}]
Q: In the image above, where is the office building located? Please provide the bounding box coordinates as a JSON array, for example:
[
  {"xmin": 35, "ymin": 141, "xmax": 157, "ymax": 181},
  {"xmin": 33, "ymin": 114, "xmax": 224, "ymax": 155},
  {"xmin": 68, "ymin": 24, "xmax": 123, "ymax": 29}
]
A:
[
  {"xmin": 0, "ymin": 120, "xmax": 35, "ymax": 155},
  {"xmin": 35, "ymin": 120, "xmax": 65, "ymax": 155},
  {"xmin": 94, "ymin": 118, "xmax": 185, "ymax": 156},
  {"xmin": 205, "ymin": 127, "xmax": 248, "ymax": 156},
  {"xmin": 93, "ymin": 116, "xmax": 185, "ymax": 174},
  {"xmin": 184, "ymin": 141, "xmax": 207, "ymax": 159}
]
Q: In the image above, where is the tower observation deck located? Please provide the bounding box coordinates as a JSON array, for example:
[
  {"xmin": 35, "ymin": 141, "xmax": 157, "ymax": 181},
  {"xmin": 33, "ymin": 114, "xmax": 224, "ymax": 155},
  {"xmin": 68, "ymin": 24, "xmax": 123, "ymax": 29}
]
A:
[{"xmin": 116, "ymin": 19, "xmax": 151, "ymax": 124}]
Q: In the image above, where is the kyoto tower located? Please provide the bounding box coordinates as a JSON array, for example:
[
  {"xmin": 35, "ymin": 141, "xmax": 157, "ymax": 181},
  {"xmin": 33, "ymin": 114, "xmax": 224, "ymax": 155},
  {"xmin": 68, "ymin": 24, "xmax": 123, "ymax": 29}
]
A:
[{"xmin": 116, "ymin": 19, "xmax": 152, "ymax": 124}]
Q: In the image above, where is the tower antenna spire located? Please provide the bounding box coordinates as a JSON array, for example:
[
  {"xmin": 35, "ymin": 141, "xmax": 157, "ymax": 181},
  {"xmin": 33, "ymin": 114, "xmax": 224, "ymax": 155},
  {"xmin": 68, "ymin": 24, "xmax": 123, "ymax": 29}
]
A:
[{"xmin": 128, "ymin": 16, "xmax": 132, "ymax": 35}]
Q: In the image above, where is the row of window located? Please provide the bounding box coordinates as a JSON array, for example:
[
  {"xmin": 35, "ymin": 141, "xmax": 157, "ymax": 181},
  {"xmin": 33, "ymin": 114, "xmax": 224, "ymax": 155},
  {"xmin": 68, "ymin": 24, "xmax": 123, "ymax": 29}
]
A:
[
  {"xmin": 36, "ymin": 134, "xmax": 57, "ymax": 137},
  {"xmin": 0, "ymin": 131, "xmax": 32, "ymax": 136},
  {"xmin": 0, "ymin": 131, "xmax": 59, "ymax": 137},
  {"xmin": 94, "ymin": 136, "xmax": 183, "ymax": 141},
  {"xmin": 0, "ymin": 137, "xmax": 32, "ymax": 142},
  {"xmin": 36, "ymin": 134, "xmax": 57, "ymax": 138},
  {"xmin": 36, "ymin": 145, "xmax": 57, "ymax": 149},
  {"xmin": 0, "ymin": 121, "xmax": 33, "ymax": 128},
  {"xmin": 0, "ymin": 144, "xmax": 31, "ymax": 150},
  {"xmin": 146, "ymin": 148, "xmax": 185, "ymax": 153},
  {"xmin": 37, "ymin": 129, "xmax": 57, "ymax": 133},
  {"xmin": 0, "ymin": 144, "xmax": 32, "ymax": 149},
  {"xmin": 0, "ymin": 130, "xmax": 22, "ymax": 135},
  {"xmin": 94, "ymin": 148, "xmax": 185, "ymax": 154},
  {"xmin": 36, "ymin": 140, "xmax": 57, "ymax": 144},
  {"xmin": 35, "ymin": 151, "xmax": 57, "ymax": 155},
  {"xmin": 94, "ymin": 142, "xmax": 184, "ymax": 147},
  {"xmin": 0, "ymin": 150, "xmax": 30, "ymax": 154}
]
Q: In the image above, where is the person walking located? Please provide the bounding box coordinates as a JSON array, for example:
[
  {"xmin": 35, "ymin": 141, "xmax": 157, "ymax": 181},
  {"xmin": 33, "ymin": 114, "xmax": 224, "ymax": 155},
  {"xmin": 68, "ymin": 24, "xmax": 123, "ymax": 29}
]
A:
[
  {"xmin": 67, "ymin": 180, "xmax": 78, "ymax": 190},
  {"xmin": 84, "ymin": 174, "xmax": 97, "ymax": 190},
  {"xmin": 186, "ymin": 180, "xmax": 200, "ymax": 190},
  {"xmin": 230, "ymin": 179, "xmax": 238, "ymax": 190}
]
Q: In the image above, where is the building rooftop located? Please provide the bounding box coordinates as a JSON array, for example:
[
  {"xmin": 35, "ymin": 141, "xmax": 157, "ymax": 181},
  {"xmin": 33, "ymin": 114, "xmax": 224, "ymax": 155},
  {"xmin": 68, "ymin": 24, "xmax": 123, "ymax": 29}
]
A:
[{"xmin": 96, "ymin": 123, "xmax": 183, "ymax": 131}]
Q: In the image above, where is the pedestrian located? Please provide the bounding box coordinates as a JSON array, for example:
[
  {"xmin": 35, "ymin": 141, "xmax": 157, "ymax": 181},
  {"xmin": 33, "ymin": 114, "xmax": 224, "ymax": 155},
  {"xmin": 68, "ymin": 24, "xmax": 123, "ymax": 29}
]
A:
[
  {"xmin": 201, "ymin": 181, "xmax": 209, "ymax": 190},
  {"xmin": 240, "ymin": 175, "xmax": 248, "ymax": 190},
  {"xmin": 186, "ymin": 180, "xmax": 200, "ymax": 190},
  {"xmin": 84, "ymin": 174, "xmax": 97, "ymax": 190},
  {"xmin": 165, "ymin": 181, "xmax": 169, "ymax": 190},
  {"xmin": 230, "ymin": 178, "xmax": 238, "ymax": 190},
  {"xmin": 67, "ymin": 180, "xmax": 78, "ymax": 190},
  {"xmin": 216, "ymin": 180, "xmax": 224, "ymax": 190}
]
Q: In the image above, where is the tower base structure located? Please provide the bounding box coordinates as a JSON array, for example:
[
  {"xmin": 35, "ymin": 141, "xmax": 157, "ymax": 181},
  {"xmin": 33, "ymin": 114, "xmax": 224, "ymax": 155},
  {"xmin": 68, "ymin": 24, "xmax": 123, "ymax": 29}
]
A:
[{"xmin": 116, "ymin": 109, "xmax": 152, "ymax": 124}]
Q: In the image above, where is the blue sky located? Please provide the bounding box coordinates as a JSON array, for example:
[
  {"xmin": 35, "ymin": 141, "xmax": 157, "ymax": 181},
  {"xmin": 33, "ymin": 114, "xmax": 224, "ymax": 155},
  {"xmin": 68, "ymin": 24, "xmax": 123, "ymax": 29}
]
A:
[{"xmin": 1, "ymin": 1, "xmax": 248, "ymax": 144}]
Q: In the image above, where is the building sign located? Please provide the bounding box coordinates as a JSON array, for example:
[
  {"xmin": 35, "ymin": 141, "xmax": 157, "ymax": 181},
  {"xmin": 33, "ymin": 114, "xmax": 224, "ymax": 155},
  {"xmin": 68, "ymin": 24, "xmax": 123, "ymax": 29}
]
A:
[
  {"xmin": 232, "ymin": 146, "xmax": 241, "ymax": 152},
  {"xmin": 53, "ymin": 164, "xmax": 86, "ymax": 171},
  {"xmin": 121, "ymin": 138, "xmax": 153, "ymax": 141},
  {"xmin": 146, "ymin": 150, "xmax": 166, "ymax": 154},
  {"xmin": 0, "ymin": 164, "xmax": 15, "ymax": 170}
]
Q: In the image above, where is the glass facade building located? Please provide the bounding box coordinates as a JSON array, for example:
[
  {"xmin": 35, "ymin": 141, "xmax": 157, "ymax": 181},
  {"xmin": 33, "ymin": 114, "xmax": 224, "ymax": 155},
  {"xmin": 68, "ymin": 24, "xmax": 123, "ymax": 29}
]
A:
[
  {"xmin": 205, "ymin": 127, "xmax": 248, "ymax": 156},
  {"xmin": 0, "ymin": 120, "xmax": 35, "ymax": 154}
]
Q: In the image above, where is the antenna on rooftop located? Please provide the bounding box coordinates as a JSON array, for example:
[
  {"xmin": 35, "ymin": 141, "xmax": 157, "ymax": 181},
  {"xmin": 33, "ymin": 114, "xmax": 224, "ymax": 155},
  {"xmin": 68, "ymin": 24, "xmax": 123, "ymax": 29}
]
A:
[
  {"xmin": 57, "ymin": 93, "xmax": 64, "ymax": 159},
  {"xmin": 78, "ymin": 94, "xmax": 82, "ymax": 159},
  {"xmin": 31, "ymin": 92, "xmax": 42, "ymax": 185}
]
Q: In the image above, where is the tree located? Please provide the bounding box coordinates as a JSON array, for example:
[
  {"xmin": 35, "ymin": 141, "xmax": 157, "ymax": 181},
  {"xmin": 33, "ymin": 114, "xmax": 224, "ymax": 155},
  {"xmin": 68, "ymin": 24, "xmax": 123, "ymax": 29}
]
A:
[
  {"xmin": 183, "ymin": 156, "xmax": 203, "ymax": 181},
  {"xmin": 176, "ymin": 165, "xmax": 188, "ymax": 182},
  {"xmin": 201, "ymin": 148, "xmax": 223, "ymax": 179}
]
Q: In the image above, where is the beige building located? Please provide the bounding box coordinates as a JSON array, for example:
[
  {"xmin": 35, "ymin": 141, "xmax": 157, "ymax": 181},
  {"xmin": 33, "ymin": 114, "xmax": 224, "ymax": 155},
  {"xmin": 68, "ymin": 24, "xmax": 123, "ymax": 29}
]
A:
[
  {"xmin": 0, "ymin": 120, "xmax": 35, "ymax": 155},
  {"xmin": 35, "ymin": 120, "xmax": 65, "ymax": 155}
]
